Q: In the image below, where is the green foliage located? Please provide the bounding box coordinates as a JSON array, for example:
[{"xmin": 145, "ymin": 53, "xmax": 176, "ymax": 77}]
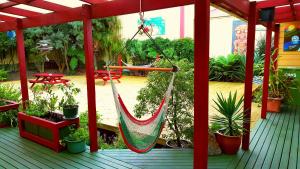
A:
[
  {"xmin": 134, "ymin": 59, "xmax": 194, "ymax": 144},
  {"xmin": 210, "ymin": 91, "xmax": 247, "ymax": 136},
  {"xmin": 0, "ymin": 110, "xmax": 18, "ymax": 127},
  {"xmin": 26, "ymin": 85, "xmax": 48, "ymax": 117},
  {"xmin": 173, "ymin": 38, "xmax": 194, "ymax": 62},
  {"xmin": 64, "ymin": 127, "xmax": 89, "ymax": 142},
  {"xmin": 79, "ymin": 110, "xmax": 101, "ymax": 126},
  {"xmin": 99, "ymin": 134, "xmax": 127, "ymax": 149},
  {"xmin": 125, "ymin": 38, "xmax": 194, "ymax": 65},
  {"xmin": 58, "ymin": 83, "xmax": 80, "ymax": 108},
  {"xmin": 0, "ymin": 32, "xmax": 17, "ymax": 72},
  {"xmin": 25, "ymin": 85, "xmax": 59, "ymax": 117},
  {"xmin": 0, "ymin": 69, "xmax": 8, "ymax": 81},
  {"xmin": 209, "ymin": 54, "xmax": 245, "ymax": 82},
  {"xmin": 253, "ymin": 86, "xmax": 262, "ymax": 106},
  {"xmin": 0, "ymin": 84, "xmax": 20, "ymax": 102}
]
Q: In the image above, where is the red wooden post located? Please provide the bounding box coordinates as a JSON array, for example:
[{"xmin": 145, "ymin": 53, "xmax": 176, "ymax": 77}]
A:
[
  {"xmin": 16, "ymin": 19, "xmax": 29, "ymax": 106},
  {"xmin": 273, "ymin": 24, "xmax": 280, "ymax": 70},
  {"xmin": 194, "ymin": 0, "xmax": 209, "ymax": 168},
  {"xmin": 180, "ymin": 6, "xmax": 185, "ymax": 38},
  {"xmin": 82, "ymin": 5, "xmax": 98, "ymax": 152},
  {"xmin": 242, "ymin": 2, "xmax": 257, "ymax": 151},
  {"xmin": 261, "ymin": 22, "xmax": 273, "ymax": 119}
]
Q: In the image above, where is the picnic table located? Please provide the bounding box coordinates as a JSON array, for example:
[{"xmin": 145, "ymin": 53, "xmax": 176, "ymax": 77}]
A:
[
  {"xmin": 94, "ymin": 70, "xmax": 121, "ymax": 85},
  {"xmin": 29, "ymin": 73, "xmax": 69, "ymax": 88}
]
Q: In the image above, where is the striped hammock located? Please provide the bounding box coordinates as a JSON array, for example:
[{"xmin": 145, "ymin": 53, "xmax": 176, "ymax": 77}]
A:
[{"xmin": 108, "ymin": 71, "xmax": 175, "ymax": 153}]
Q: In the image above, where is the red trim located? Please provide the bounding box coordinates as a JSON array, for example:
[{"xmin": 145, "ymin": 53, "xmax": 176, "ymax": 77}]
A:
[
  {"xmin": 83, "ymin": 5, "xmax": 98, "ymax": 152},
  {"xmin": 118, "ymin": 95, "xmax": 166, "ymax": 125},
  {"xmin": 261, "ymin": 22, "xmax": 273, "ymax": 119},
  {"xmin": 0, "ymin": 14, "xmax": 17, "ymax": 22},
  {"xmin": 257, "ymin": 0, "xmax": 300, "ymax": 8},
  {"xmin": 194, "ymin": 0, "xmax": 210, "ymax": 168},
  {"xmin": 118, "ymin": 122, "xmax": 165, "ymax": 153},
  {"xmin": 0, "ymin": 100, "xmax": 19, "ymax": 112},
  {"xmin": 242, "ymin": 2, "xmax": 257, "ymax": 151}
]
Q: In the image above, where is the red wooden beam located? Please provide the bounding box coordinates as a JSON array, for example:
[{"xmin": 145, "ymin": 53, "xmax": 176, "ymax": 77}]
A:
[
  {"xmin": 242, "ymin": 2, "xmax": 257, "ymax": 151},
  {"xmin": 16, "ymin": 19, "xmax": 29, "ymax": 107},
  {"xmin": 194, "ymin": 0, "xmax": 209, "ymax": 168},
  {"xmin": 257, "ymin": 0, "xmax": 300, "ymax": 8},
  {"xmin": 211, "ymin": 0, "xmax": 249, "ymax": 20},
  {"xmin": 2, "ymin": 7, "xmax": 41, "ymax": 17},
  {"xmin": 0, "ymin": 14, "xmax": 18, "ymax": 22},
  {"xmin": 82, "ymin": 5, "xmax": 98, "ymax": 152},
  {"xmin": 0, "ymin": 1, "xmax": 17, "ymax": 9},
  {"xmin": 261, "ymin": 22, "xmax": 273, "ymax": 119},
  {"xmin": 28, "ymin": 1, "xmax": 70, "ymax": 12},
  {"xmin": 81, "ymin": 0, "xmax": 107, "ymax": 5}
]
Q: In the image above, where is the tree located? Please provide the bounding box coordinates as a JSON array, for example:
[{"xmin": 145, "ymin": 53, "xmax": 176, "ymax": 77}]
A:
[{"xmin": 134, "ymin": 59, "xmax": 194, "ymax": 147}]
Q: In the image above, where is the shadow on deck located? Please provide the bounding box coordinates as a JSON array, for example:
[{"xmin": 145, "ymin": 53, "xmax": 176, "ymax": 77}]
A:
[{"xmin": 0, "ymin": 105, "xmax": 298, "ymax": 169}]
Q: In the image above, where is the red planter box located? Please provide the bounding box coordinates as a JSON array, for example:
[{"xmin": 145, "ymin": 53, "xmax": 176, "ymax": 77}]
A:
[
  {"xmin": 0, "ymin": 99, "xmax": 19, "ymax": 112},
  {"xmin": 18, "ymin": 112, "xmax": 79, "ymax": 152}
]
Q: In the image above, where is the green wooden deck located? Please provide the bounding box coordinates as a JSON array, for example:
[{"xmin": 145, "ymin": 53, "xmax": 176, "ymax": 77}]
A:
[{"xmin": 0, "ymin": 106, "xmax": 298, "ymax": 168}]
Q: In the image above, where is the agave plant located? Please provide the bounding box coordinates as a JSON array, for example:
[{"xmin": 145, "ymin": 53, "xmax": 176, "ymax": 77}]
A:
[{"xmin": 211, "ymin": 91, "xmax": 247, "ymax": 136}]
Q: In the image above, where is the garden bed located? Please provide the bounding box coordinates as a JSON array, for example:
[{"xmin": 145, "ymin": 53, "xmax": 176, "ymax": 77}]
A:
[
  {"xmin": 18, "ymin": 112, "xmax": 79, "ymax": 152},
  {"xmin": 0, "ymin": 99, "xmax": 19, "ymax": 112}
]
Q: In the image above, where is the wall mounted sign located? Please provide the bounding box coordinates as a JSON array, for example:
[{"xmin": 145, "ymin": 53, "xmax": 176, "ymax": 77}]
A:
[{"xmin": 284, "ymin": 23, "xmax": 300, "ymax": 52}]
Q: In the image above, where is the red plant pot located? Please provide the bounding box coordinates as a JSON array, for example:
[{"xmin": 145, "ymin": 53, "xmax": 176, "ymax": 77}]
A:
[
  {"xmin": 267, "ymin": 97, "xmax": 283, "ymax": 113},
  {"xmin": 215, "ymin": 132, "xmax": 241, "ymax": 154}
]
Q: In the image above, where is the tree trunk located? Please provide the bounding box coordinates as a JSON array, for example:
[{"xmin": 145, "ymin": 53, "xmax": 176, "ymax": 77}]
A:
[
  {"xmin": 64, "ymin": 44, "xmax": 70, "ymax": 73},
  {"xmin": 172, "ymin": 94, "xmax": 182, "ymax": 148}
]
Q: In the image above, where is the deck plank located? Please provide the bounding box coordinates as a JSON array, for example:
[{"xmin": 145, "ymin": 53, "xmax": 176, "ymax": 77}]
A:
[
  {"xmin": 228, "ymin": 113, "xmax": 273, "ymax": 169},
  {"xmin": 270, "ymin": 107, "xmax": 293, "ymax": 169},
  {"xmin": 0, "ymin": 128, "xmax": 139, "ymax": 169},
  {"xmin": 252, "ymin": 107, "xmax": 281, "ymax": 169},
  {"xmin": 261, "ymin": 106, "xmax": 290, "ymax": 169},
  {"xmin": 288, "ymin": 106, "xmax": 299, "ymax": 169},
  {"xmin": 280, "ymin": 107, "xmax": 297, "ymax": 169}
]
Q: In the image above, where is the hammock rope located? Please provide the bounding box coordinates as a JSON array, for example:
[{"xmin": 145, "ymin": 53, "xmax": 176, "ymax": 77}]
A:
[{"xmin": 108, "ymin": 69, "xmax": 175, "ymax": 153}]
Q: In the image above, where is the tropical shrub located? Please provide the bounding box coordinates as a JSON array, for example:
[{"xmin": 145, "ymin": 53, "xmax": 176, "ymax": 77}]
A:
[
  {"xmin": 134, "ymin": 59, "xmax": 194, "ymax": 146},
  {"xmin": 209, "ymin": 54, "xmax": 245, "ymax": 82}
]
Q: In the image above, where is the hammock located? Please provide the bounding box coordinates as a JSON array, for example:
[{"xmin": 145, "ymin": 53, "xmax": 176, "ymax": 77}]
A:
[{"xmin": 109, "ymin": 71, "xmax": 175, "ymax": 153}]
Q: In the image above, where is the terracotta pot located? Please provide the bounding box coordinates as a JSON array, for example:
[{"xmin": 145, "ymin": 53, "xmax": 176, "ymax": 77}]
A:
[
  {"xmin": 215, "ymin": 132, "xmax": 241, "ymax": 154},
  {"xmin": 267, "ymin": 97, "xmax": 283, "ymax": 113}
]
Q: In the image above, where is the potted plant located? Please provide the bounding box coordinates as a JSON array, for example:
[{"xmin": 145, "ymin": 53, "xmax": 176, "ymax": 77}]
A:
[
  {"xmin": 267, "ymin": 67, "xmax": 297, "ymax": 112},
  {"xmin": 59, "ymin": 83, "xmax": 80, "ymax": 119},
  {"xmin": 211, "ymin": 91, "xmax": 247, "ymax": 154},
  {"xmin": 64, "ymin": 127, "xmax": 89, "ymax": 153}
]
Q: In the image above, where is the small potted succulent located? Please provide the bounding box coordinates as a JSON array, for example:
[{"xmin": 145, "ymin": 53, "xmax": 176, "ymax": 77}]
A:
[
  {"xmin": 211, "ymin": 91, "xmax": 247, "ymax": 154},
  {"xmin": 59, "ymin": 83, "xmax": 80, "ymax": 119},
  {"xmin": 64, "ymin": 127, "xmax": 89, "ymax": 153}
]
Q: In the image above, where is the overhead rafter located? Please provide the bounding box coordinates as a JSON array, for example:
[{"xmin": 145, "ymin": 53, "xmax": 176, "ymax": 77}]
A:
[
  {"xmin": 0, "ymin": 14, "xmax": 18, "ymax": 22},
  {"xmin": 2, "ymin": 7, "xmax": 41, "ymax": 17},
  {"xmin": 257, "ymin": 0, "xmax": 300, "ymax": 8}
]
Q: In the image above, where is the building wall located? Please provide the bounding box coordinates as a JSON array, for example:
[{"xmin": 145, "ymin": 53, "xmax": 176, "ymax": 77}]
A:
[
  {"xmin": 119, "ymin": 5, "xmax": 266, "ymax": 58},
  {"xmin": 278, "ymin": 22, "xmax": 300, "ymax": 68}
]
